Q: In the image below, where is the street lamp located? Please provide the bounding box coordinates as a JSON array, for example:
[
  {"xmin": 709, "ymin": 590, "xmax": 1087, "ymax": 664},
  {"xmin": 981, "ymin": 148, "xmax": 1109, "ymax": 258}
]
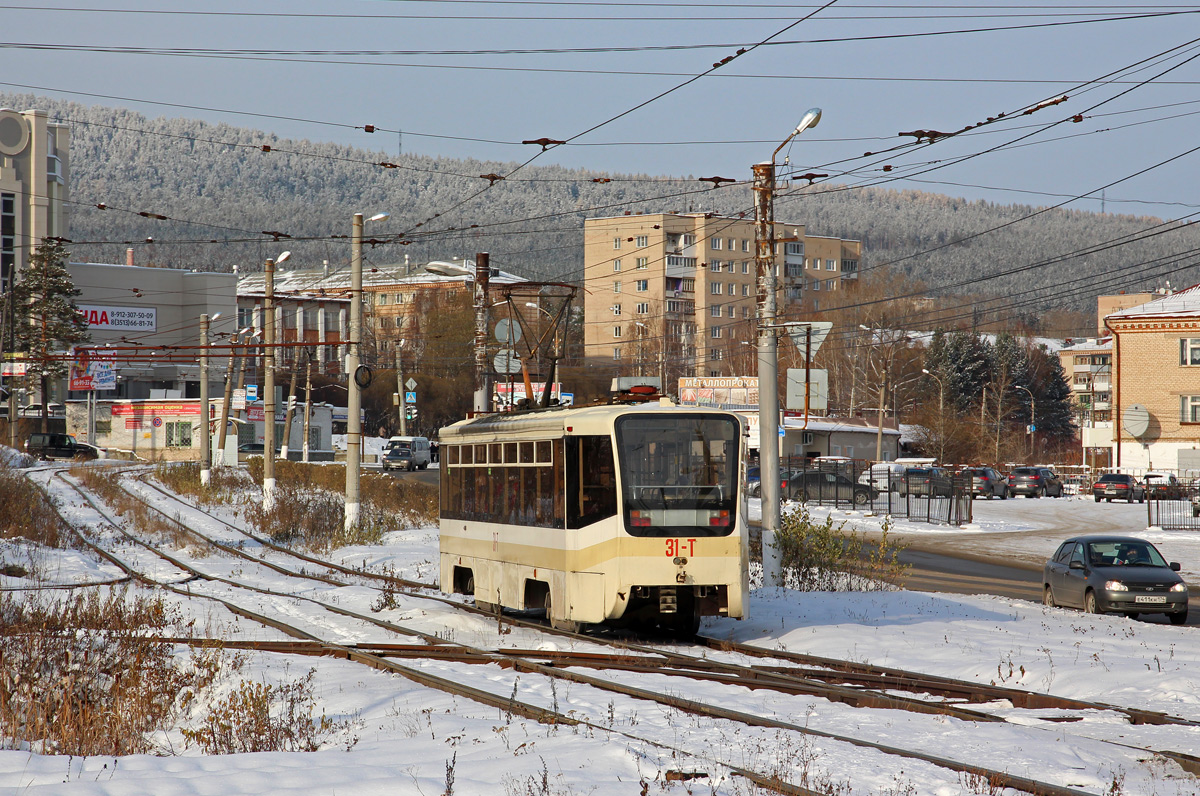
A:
[
  {"xmin": 755, "ymin": 107, "xmax": 822, "ymax": 588},
  {"xmin": 1015, "ymin": 384, "xmax": 1036, "ymax": 461},
  {"xmin": 921, "ymin": 368, "xmax": 946, "ymax": 463},
  {"xmin": 345, "ymin": 212, "xmax": 389, "ymax": 532},
  {"xmin": 263, "ymin": 252, "xmax": 290, "ymax": 511}
]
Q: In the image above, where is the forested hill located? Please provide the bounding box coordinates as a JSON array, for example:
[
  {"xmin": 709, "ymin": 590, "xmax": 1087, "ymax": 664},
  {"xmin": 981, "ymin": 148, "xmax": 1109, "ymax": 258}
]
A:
[{"xmin": 7, "ymin": 91, "xmax": 1200, "ymax": 316}]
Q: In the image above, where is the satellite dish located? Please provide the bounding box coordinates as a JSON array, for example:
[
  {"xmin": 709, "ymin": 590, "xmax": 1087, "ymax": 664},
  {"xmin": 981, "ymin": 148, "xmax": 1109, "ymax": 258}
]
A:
[
  {"xmin": 495, "ymin": 318, "xmax": 522, "ymax": 344},
  {"xmin": 1122, "ymin": 404, "xmax": 1151, "ymax": 438},
  {"xmin": 0, "ymin": 109, "xmax": 30, "ymax": 156},
  {"xmin": 494, "ymin": 349, "xmax": 522, "ymax": 374}
]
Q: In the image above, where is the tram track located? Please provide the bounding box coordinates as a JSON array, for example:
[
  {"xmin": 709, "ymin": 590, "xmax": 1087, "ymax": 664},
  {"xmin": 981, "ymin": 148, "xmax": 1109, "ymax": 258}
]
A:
[{"xmin": 26, "ymin": 465, "xmax": 1199, "ymax": 793}]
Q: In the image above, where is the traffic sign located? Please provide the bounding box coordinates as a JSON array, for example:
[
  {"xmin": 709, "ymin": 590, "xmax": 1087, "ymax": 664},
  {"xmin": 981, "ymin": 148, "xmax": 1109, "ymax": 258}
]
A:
[
  {"xmin": 405, "ymin": 391, "xmax": 416, "ymax": 404},
  {"xmin": 246, "ymin": 384, "xmax": 259, "ymax": 401},
  {"xmin": 494, "ymin": 349, "xmax": 522, "ymax": 374},
  {"xmin": 405, "ymin": 378, "xmax": 417, "ymax": 391},
  {"xmin": 495, "ymin": 319, "xmax": 522, "ymax": 344}
]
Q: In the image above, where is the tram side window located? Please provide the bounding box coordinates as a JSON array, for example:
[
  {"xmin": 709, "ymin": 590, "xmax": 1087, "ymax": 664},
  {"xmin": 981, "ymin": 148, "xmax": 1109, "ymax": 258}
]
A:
[
  {"xmin": 440, "ymin": 442, "xmax": 564, "ymax": 529},
  {"xmin": 566, "ymin": 436, "xmax": 618, "ymax": 529}
]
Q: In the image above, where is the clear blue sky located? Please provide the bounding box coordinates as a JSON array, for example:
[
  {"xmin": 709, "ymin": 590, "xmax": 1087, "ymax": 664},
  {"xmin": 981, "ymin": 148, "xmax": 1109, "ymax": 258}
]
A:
[{"xmin": 4, "ymin": 1, "xmax": 1200, "ymax": 220}]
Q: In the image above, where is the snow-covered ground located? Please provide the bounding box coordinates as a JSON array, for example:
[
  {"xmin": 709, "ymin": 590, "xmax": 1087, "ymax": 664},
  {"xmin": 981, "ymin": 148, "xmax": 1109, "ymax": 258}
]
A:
[{"xmin": 1, "ymin": 465, "xmax": 1198, "ymax": 795}]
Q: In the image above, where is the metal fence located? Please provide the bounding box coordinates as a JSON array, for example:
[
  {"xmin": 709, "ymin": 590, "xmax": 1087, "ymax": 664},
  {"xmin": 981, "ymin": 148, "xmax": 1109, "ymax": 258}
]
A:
[
  {"xmin": 764, "ymin": 457, "xmax": 973, "ymax": 527},
  {"xmin": 1148, "ymin": 486, "xmax": 1200, "ymax": 530}
]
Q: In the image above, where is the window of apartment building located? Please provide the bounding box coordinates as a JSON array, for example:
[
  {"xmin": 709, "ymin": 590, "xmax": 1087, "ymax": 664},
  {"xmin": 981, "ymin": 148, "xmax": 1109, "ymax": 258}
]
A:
[
  {"xmin": 727, "ymin": 305, "xmax": 736, "ymax": 318},
  {"xmin": 826, "ymin": 259, "xmax": 837, "ymax": 271},
  {"xmin": 1074, "ymin": 374, "xmax": 1091, "ymax": 387},
  {"xmin": 613, "ymin": 326, "xmax": 622, "ymax": 338},
  {"xmin": 742, "ymin": 306, "xmax": 750, "ymax": 319},
  {"xmin": 377, "ymin": 293, "xmax": 389, "ymax": 305},
  {"xmin": 711, "ymin": 237, "xmax": 722, "ymax": 250},
  {"xmin": 727, "ymin": 238, "xmax": 735, "ymax": 251},
  {"xmin": 612, "ymin": 303, "xmax": 622, "ymax": 315},
  {"xmin": 635, "ymin": 280, "xmax": 649, "ymax": 291},
  {"xmin": 613, "ymin": 347, "xmax": 622, "ymax": 360},
  {"xmin": 324, "ymin": 310, "xmax": 340, "ymax": 331},
  {"xmin": 741, "ymin": 239, "xmax": 750, "ymax": 253},
  {"xmin": 786, "ymin": 242, "xmax": 804, "ymax": 256},
  {"xmin": 1182, "ymin": 339, "xmax": 1200, "ymax": 366},
  {"xmin": 636, "ymin": 235, "xmax": 649, "ymax": 247},
  {"xmin": 636, "ymin": 302, "xmax": 648, "ymax": 314},
  {"xmin": 613, "ymin": 237, "xmax": 622, "ymax": 249},
  {"xmin": 811, "ymin": 279, "xmax": 820, "ymax": 291},
  {"xmin": 363, "ymin": 293, "xmax": 374, "ymax": 306},
  {"xmin": 711, "ymin": 327, "xmax": 723, "ymax": 338},
  {"xmin": 682, "ymin": 278, "xmax": 695, "ymax": 292},
  {"xmin": 1182, "ymin": 395, "xmax": 1200, "ymax": 423},
  {"xmin": 613, "ymin": 258, "xmax": 621, "ymax": 271},
  {"xmin": 827, "ymin": 279, "xmax": 838, "ymax": 291},
  {"xmin": 636, "ymin": 257, "xmax": 648, "ymax": 269},
  {"xmin": 710, "ymin": 305, "xmax": 722, "ymax": 317},
  {"xmin": 379, "ymin": 317, "xmax": 393, "ymax": 330},
  {"xmin": 741, "ymin": 284, "xmax": 749, "ymax": 297},
  {"xmin": 282, "ymin": 309, "xmax": 296, "ymax": 329},
  {"xmin": 809, "ymin": 257, "xmax": 819, "ymax": 270},
  {"xmin": 237, "ymin": 307, "xmax": 254, "ymax": 330},
  {"xmin": 727, "ymin": 283, "xmax": 735, "ymax": 295},
  {"xmin": 785, "ymin": 262, "xmax": 804, "ymax": 278},
  {"xmin": 710, "ymin": 283, "xmax": 722, "ymax": 295},
  {"xmin": 613, "ymin": 281, "xmax": 622, "ymax": 293},
  {"xmin": 709, "ymin": 261, "xmax": 721, "ymax": 272},
  {"xmin": 682, "ymin": 233, "xmax": 695, "ymax": 246},
  {"xmin": 741, "ymin": 261, "xmax": 749, "ymax": 274},
  {"xmin": 710, "ymin": 349, "xmax": 724, "ymax": 361},
  {"xmin": 842, "ymin": 259, "xmax": 858, "ymax": 273}
]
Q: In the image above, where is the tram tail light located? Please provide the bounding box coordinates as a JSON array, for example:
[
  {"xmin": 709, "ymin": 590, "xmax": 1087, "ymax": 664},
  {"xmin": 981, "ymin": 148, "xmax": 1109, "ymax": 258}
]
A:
[
  {"xmin": 630, "ymin": 510, "xmax": 652, "ymax": 527},
  {"xmin": 709, "ymin": 510, "xmax": 731, "ymax": 527}
]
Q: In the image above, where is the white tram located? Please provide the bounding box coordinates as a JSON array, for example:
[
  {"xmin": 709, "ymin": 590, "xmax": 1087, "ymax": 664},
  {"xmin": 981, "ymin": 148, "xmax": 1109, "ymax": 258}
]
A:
[{"xmin": 438, "ymin": 400, "xmax": 749, "ymax": 634}]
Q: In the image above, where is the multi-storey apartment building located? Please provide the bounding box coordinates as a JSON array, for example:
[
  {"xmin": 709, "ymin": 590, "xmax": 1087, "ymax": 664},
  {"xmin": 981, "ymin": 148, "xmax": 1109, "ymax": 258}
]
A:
[
  {"xmin": 582, "ymin": 213, "xmax": 861, "ymax": 379},
  {"xmin": 1057, "ymin": 337, "xmax": 1113, "ymax": 467}
]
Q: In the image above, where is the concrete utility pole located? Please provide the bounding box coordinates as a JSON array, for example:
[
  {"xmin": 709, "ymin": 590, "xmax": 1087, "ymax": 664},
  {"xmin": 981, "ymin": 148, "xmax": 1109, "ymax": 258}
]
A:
[
  {"xmin": 474, "ymin": 253, "xmax": 491, "ymax": 414},
  {"xmin": 302, "ymin": 354, "xmax": 312, "ymax": 464},
  {"xmin": 199, "ymin": 313, "xmax": 211, "ymax": 487},
  {"xmin": 395, "ymin": 346, "xmax": 406, "ymax": 436},
  {"xmin": 754, "ymin": 106, "xmax": 822, "ymax": 588},
  {"xmin": 345, "ymin": 211, "xmax": 389, "ymax": 531},
  {"xmin": 263, "ymin": 257, "xmax": 282, "ymax": 510},
  {"xmin": 215, "ymin": 330, "xmax": 242, "ymax": 466}
]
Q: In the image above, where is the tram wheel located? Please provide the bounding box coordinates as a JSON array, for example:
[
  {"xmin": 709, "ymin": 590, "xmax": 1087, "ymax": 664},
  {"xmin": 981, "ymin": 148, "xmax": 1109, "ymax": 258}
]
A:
[{"xmin": 545, "ymin": 590, "xmax": 580, "ymax": 634}]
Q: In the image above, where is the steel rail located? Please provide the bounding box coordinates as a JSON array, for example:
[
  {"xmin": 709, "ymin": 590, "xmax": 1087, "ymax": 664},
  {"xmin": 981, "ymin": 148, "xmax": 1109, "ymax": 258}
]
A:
[{"xmin": 131, "ymin": 468, "xmax": 1200, "ymax": 730}]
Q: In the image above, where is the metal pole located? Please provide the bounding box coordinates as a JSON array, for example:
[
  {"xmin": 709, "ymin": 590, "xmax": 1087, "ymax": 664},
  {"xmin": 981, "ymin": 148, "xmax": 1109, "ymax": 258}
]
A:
[
  {"xmin": 216, "ymin": 333, "xmax": 238, "ymax": 466},
  {"xmin": 345, "ymin": 213, "xmax": 364, "ymax": 530},
  {"xmin": 753, "ymin": 160, "xmax": 783, "ymax": 586},
  {"xmin": 473, "ymin": 253, "xmax": 491, "ymax": 413},
  {"xmin": 395, "ymin": 346, "xmax": 406, "ymax": 435},
  {"xmin": 263, "ymin": 260, "xmax": 277, "ymax": 510},
  {"xmin": 302, "ymin": 352, "xmax": 312, "ymax": 464},
  {"xmin": 200, "ymin": 313, "xmax": 211, "ymax": 487}
]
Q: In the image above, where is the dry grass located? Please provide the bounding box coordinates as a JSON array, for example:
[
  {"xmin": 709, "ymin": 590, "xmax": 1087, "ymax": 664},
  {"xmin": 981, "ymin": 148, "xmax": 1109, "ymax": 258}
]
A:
[
  {"xmin": 0, "ymin": 463, "xmax": 71, "ymax": 548},
  {"xmin": 241, "ymin": 459, "xmax": 438, "ymax": 553},
  {"xmin": 181, "ymin": 668, "xmax": 354, "ymax": 754},
  {"xmin": 71, "ymin": 466, "xmax": 196, "ymax": 550},
  {"xmin": 0, "ymin": 587, "xmax": 224, "ymax": 756},
  {"xmin": 774, "ymin": 507, "xmax": 909, "ymax": 592},
  {"xmin": 154, "ymin": 461, "xmax": 254, "ymax": 506}
]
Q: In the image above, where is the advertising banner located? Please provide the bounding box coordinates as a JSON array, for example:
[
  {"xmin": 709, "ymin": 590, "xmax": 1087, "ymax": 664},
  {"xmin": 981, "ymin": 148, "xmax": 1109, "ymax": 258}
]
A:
[
  {"xmin": 68, "ymin": 348, "xmax": 117, "ymax": 391},
  {"xmin": 79, "ymin": 305, "xmax": 157, "ymax": 332},
  {"xmin": 110, "ymin": 402, "xmax": 201, "ymax": 417}
]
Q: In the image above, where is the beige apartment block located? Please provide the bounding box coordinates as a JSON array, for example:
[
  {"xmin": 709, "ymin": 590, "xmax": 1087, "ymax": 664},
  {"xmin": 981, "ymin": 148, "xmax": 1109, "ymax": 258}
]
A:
[
  {"xmin": 1105, "ymin": 284, "xmax": 1200, "ymax": 472},
  {"xmin": 583, "ymin": 213, "xmax": 861, "ymax": 380},
  {"xmin": 0, "ymin": 108, "xmax": 70, "ymax": 291},
  {"xmin": 1097, "ymin": 293, "xmax": 1154, "ymax": 336}
]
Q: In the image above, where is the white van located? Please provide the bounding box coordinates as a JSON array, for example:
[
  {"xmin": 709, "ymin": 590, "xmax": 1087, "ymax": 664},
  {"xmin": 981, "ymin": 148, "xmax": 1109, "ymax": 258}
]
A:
[
  {"xmin": 858, "ymin": 461, "xmax": 907, "ymax": 492},
  {"xmin": 382, "ymin": 436, "xmax": 432, "ymax": 471}
]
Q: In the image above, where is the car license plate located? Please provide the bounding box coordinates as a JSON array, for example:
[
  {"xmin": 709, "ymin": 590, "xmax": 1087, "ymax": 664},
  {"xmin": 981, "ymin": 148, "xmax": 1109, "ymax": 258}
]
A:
[{"xmin": 1134, "ymin": 595, "xmax": 1167, "ymax": 604}]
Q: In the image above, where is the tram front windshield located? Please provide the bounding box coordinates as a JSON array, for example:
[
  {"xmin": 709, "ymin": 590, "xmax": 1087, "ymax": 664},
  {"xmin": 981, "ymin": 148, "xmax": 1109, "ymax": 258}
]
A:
[{"xmin": 615, "ymin": 414, "xmax": 739, "ymax": 537}]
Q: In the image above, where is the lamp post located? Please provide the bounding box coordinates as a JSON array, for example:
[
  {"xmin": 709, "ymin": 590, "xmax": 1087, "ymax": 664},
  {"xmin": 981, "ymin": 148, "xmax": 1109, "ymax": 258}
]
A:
[
  {"xmin": 199, "ymin": 312, "xmax": 220, "ymax": 487},
  {"xmin": 263, "ymin": 253, "xmax": 290, "ymax": 511},
  {"xmin": 1015, "ymin": 384, "xmax": 1036, "ymax": 461},
  {"xmin": 921, "ymin": 368, "xmax": 946, "ymax": 463},
  {"xmin": 346, "ymin": 212, "xmax": 389, "ymax": 532},
  {"xmin": 756, "ymin": 107, "xmax": 822, "ymax": 588}
]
